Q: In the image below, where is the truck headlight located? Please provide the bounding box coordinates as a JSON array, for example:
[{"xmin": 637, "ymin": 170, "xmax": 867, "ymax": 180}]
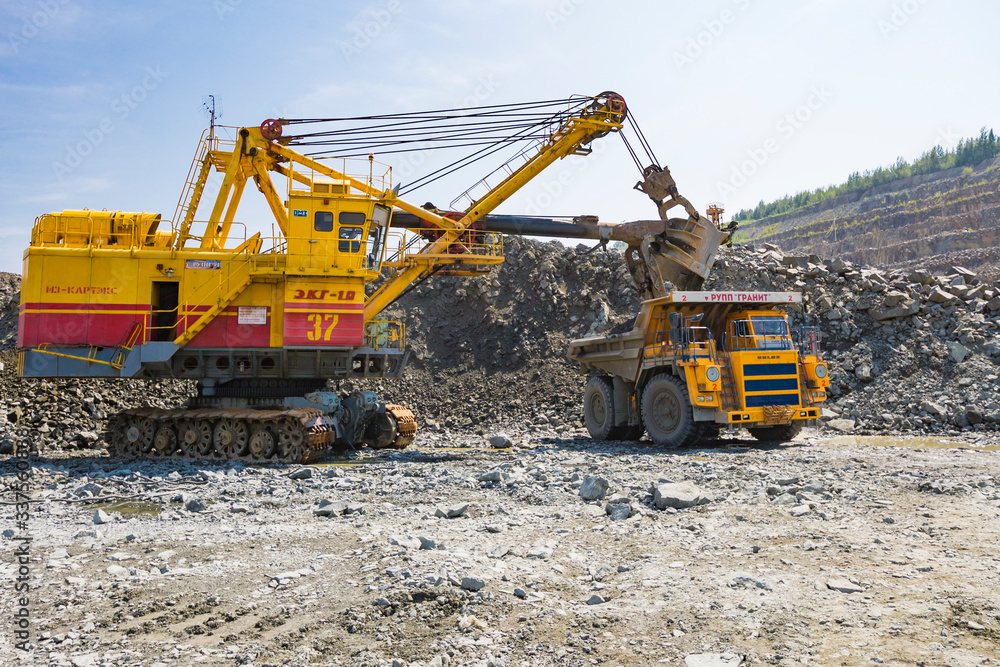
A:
[
  {"xmin": 815, "ymin": 363, "xmax": 827, "ymax": 379},
  {"xmin": 706, "ymin": 366, "xmax": 721, "ymax": 382}
]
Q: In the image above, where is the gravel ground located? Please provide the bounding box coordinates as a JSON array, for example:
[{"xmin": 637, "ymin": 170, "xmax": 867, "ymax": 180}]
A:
[
  {"xmin": 3, "ymin": 429, "xmax": 1000, "ymax": 667},
  {"xmin": 3, "ymin": 237, "xmax": 1000, "ymax": 666}
]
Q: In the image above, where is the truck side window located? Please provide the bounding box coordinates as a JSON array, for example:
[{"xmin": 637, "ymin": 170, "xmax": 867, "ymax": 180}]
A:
[
  {"xmin": 339, "ymin": 226, "xmax": 363, "ymax": 253},
  {"xmin": 314, "ymin": 211, "xmax": 333, "ymax": 232}
]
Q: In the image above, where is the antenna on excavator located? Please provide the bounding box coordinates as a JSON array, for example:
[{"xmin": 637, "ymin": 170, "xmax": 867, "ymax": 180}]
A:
[{"xmin": 203, "ymin": 95, "xmax": 221, "ymax": 143}]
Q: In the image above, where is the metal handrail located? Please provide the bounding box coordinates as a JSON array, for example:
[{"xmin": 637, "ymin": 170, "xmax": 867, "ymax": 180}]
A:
[
  {"xmin": 32, "ymin": 320, "xmax": 144, "ymax": 370},
  {"xmin": 176, "ymin": 221, "xmax": 250, "ymax": 248},
  {"xmin": 364, "ymin": 320, "xmax": 405, "ymax": 351},
  {"xmin": 643, "ymin": 326, "xmax": 718, "ymax": 365},
  {"xmin": 793, "ymin": 327, "xmax": 822, "ymax": 355},
  {"xmin": 724, "ymin": 321, "xmax": 795, "ymax": 352},
  {"xmin": 288, "ymin": 160, "xmax": 393, "ymax": 196},
  {"xmin": 449, "ymin": 141, "xmax": 543, "ymax": 210},
  {"xmin": 31, "ymin": 212, "xmax": 167, "ymax": 249},
  {"xmin": 383, "ymin": 230, "xmax": 504, "ymax": 266},
  {"xmin": 140, "ymin": 252, "xmax": 256, "ymax": 341}
]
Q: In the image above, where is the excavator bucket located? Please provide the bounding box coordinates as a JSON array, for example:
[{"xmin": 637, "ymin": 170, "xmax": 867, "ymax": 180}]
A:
[
  {"xmin": 635, "ymin": 214, "xmax": 732, "ymax": 293},
  {"xmin": 619, "ymin": 164, "xmax": 735, "ymax": 298}
]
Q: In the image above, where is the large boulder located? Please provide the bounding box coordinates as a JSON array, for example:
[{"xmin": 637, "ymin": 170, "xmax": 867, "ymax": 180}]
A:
[
  {"xmin": 653, "ymin": 481, "xmax": 709, "ymax": 509},
  {"xmin": 579, "ymin": 475, "xmax": 610, "ymax": 501},
  {"xmin": 869, "ymin": 291, "xmax": 919, "ymax": 321}
]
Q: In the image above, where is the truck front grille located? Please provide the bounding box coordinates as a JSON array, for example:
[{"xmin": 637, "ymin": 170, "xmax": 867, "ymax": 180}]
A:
[
  {"xmin": 743, "ymin": 363, "xmax": 797, "ymax": 376},
  {"xmin": 744, "ymin": 378, "xmax": 799, "ymax": 392}
]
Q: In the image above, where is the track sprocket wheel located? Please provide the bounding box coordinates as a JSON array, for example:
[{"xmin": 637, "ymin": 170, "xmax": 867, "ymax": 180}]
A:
[
  {"xmin": 384, "ymin": 404, "xmax": 417, "ymax": 449},
  {"xmin": 107, "ymin": 417, "xmax": 128, "ymax": 457},
  {"xmin": 249, "ymin": 425, "xmax": 276, "ymax": 461},
  {"xmin": 214, "ymin": 418, "xmax": 249, "ymax": 458},
  {"xmin": 152, "ymin": 425, "xmax": 177, "ymax": 457}
]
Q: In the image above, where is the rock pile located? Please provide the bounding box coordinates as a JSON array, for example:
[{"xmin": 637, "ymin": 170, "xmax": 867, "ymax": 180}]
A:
[
  {"xmin": 364, "ymin": 235, "xmax": 641, "ymax": 432},
  {"xmin": 0, "ymin": 272, "xmax": 18, "ymax": 352},
  {"xmin": 373, "ymin": 237, "xmax": 1000, "ymax": 438},
  {"xmin": 706, "ymin": 243, "xmax": 1000, "ymax": 434},
  {"xmin": 2, "ymin": 235, "xmax": 999, "ymax": 452}
]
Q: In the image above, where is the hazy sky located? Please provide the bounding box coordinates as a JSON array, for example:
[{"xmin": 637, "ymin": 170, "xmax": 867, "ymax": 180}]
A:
[{"xmin": 1, "ymin": 0, "xmax": 997, "ymax": 273}]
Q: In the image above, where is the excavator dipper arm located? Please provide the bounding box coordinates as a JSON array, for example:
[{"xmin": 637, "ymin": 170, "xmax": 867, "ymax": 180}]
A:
[{"xmin": 389, "ymin": 163, "xmax": 735, "ymax": 300}]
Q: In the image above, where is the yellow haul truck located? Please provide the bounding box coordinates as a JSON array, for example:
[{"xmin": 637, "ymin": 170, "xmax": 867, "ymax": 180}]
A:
[{"xmin": 567, "ymin": 291, "xmax": 830, "ymax": 446}]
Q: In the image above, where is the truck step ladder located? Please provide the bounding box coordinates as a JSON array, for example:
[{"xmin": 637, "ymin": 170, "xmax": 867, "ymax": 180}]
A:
[
  {"xmin": 798, "ymin": 363, "xmax": 815, "ymax": 407},
  {"xmin": 719, "ymin": 358, "xmax": 739, "ymax": 411}
]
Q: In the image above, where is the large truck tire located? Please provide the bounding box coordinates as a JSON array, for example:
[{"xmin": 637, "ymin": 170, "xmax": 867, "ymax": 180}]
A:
[
  {"xmin": 641, "ymin": 373, "xmax": 702, "ymax": 448},
  {"xmin": 748, "ymin": 421, "xmax": 803, "ymax": 443},
  {"xmin": 583, "ymin": 375, "xmax": 616, "ymax": 440},
  {"xmin": 584, "ymin": 375, "xmax": 645, "ymax": 441}
]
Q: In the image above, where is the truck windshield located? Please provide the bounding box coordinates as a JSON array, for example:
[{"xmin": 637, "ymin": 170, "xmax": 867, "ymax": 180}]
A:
[{"xmin": 751, "ymin": 316, "xmax": 792, "ymax": 350}]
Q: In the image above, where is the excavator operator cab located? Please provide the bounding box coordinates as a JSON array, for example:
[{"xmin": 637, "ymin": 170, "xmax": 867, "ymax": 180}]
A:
[{"xmin": 285, "ymin": 178, "xmax": 392, "ymax": 273}]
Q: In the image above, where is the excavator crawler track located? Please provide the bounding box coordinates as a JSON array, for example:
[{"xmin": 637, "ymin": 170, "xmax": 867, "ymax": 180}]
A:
[{"xmin": 106, "ymin": 407, "xmax": 336, "ymax": 464}]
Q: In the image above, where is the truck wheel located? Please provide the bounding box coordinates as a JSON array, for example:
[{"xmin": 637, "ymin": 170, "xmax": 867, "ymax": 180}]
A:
[
  {"xmin": 641, "ymin": 374, "xmax": 701, "ymax": 448},
  {"xmin": 583, "ymin": 376, "xmax": 616, "ymax": 440},
  {"xmin": 748, "ymin": 421, "xmax": 803, "ymax": 443}
]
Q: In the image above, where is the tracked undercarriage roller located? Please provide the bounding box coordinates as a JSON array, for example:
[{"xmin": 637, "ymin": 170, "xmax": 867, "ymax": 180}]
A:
[{"xmin": 106, "ymin": 391, "xmax": 418, "ymax": 464}]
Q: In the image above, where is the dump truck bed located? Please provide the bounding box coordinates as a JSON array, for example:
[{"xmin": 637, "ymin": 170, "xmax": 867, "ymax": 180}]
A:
[{"xmin": 567, "ymin": 291, "xmax": 804, "ymax": 382}]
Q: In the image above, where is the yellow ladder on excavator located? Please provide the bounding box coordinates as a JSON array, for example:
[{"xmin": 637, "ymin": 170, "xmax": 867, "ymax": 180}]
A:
[
  {"xmin": 172, "ymin": 257, "xmax": 253, "ymax": 347},
  {"xmin": 173, "ymin": 132, "xmax": 215, "ymax": 247}
]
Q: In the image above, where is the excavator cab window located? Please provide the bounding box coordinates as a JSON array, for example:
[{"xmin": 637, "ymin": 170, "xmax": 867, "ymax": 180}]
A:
[
  {"xmin": 338, "ymin": 212, "xmax": 365, "ymax": 252},
  {"xmin": 314, "ymin": 211, "xmax": 334, "ymax": 232},
  {"xmin": 339, "ymin": 227, "xmax": 363, "ymax": 252},
  {"xmin": 365, "ymin": 204, "xmax": 391, "ymax": 271}
]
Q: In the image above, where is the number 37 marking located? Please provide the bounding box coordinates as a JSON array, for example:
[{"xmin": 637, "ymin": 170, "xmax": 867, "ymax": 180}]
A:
[{"xmin": 306, "ymin": 314, "xmax": 339, "ymax": 341}]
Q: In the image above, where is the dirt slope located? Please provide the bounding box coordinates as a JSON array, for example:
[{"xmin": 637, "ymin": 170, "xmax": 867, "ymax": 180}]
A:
[{"xmin": 737, "ymin": 158, "xmax": 1000, "ymax": 282}]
